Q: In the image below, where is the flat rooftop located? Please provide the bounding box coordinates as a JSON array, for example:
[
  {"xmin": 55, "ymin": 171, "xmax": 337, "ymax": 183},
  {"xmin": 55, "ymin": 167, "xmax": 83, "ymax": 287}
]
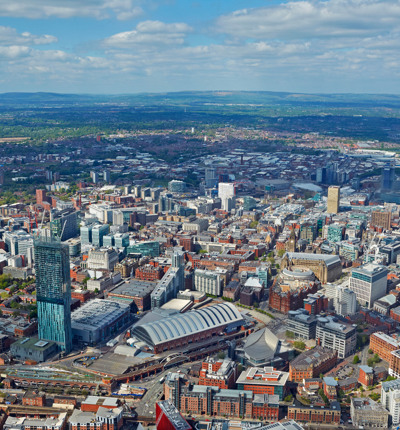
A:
[
  {"xmin": 108, "ymin": 279, "xmax": 156, "ymax": 298},
  {"xmin": 236, "ymin": 366, "xmax": 289, "ymax": 387}
]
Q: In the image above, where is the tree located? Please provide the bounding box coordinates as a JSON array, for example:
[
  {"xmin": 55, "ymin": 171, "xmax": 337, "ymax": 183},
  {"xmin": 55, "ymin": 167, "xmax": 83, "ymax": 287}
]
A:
[
  {"xmin": 318, "ymin": 388, "xmax": 329, "ymax": 407},
  {"xmin": 385, "ymin": 375, "xmax": 397, "ymax": 382},
  {"xmin": 368, "ymin": 348, "xmax": 373, "ymax": 354},
  {"xmin": 294, "ymin": 341, "xmax": 306, "ymax": 350},
  {"xmin": 217, "ymin": 351, "xmax": 226, "ymax": 360},
  {"xmin": 286, "ymin": 330, "xmax": 295, "ymax": 339},
  {"xmin": 367, "ymin": 358, "xmax": 374, "ymax": 367},
  {"xmin": 284, "ymin": 394, "xmax": 293, "ymax": 402},
  {"xmin": 277, "ymin": 249, "xmax": 286, "ymax": 258},
  {"xmin": 353, "ymin": 355, "xmax": 360, "ymax": 364},
  {"xmin": 10, "ymin": 301, "xmax": 20, "ymax": 309}
]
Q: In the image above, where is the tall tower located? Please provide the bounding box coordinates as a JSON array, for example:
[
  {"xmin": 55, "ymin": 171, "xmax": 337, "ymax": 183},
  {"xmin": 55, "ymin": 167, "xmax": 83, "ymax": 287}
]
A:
[
  {"xmin": 382, "ymin": 162, "xmax": 395, "ymax": 190},
  {"xmin": 205, "ymin": 167, "xmax": 217, "ymax": 188},
  {"xmin": 286, "ymin": 228, "xmax": 297, "ymax": 252},
  {"xmin": 327, "ymin": 186, "xmax": 340, "ymax": 214},
  {"xmin": 218, "ymin": 182, "xmax": 236, "ymax": 212},
  {"xmin": 34, "ymin": 232, "xmax": 72, "ymax": 353}
]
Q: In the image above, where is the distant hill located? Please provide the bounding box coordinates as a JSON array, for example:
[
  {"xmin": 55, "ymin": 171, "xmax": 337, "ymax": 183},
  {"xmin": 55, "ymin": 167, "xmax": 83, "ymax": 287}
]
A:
[{"xmin": 1, "ymin": 90, "xmax": 400, "ymax": 109}]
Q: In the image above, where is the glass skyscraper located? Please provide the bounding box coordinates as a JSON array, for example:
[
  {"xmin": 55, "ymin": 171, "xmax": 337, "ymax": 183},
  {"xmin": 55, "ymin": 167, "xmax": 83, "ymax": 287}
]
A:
[{"xmin": 34, "ymin": 233, "xmax": 72, "ymax": 353}]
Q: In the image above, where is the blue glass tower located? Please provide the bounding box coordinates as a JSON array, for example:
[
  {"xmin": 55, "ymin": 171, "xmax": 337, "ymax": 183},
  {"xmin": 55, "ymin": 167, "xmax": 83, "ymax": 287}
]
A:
[{"xmin": 34, "ymin": 233, "xmax": 72, "ymax": 353}]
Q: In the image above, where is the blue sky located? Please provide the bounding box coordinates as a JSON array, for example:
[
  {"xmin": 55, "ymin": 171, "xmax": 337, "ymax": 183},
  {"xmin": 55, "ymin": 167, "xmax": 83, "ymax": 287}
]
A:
[{"xmin": 0, "ymin": 0, "xmax": 399, "ymax": 94}]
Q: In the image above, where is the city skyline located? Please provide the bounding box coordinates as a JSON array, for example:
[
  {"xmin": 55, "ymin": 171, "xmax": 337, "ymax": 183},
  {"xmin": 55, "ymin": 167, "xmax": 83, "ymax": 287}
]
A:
[{"xmin": 0, "ymin": 0, "xmax": 399, "ymax": 94}]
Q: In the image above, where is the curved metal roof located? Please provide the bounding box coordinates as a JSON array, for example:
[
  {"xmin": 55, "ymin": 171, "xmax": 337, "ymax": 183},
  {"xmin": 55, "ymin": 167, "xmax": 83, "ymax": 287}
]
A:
[{"xmin": 132, "ymin": 303, "xmax": 243, "ymax": 347}]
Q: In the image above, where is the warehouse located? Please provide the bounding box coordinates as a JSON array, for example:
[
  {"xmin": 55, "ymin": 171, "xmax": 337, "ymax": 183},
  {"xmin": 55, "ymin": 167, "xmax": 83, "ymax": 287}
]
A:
[
  {"xmin": 71, "ymin": 299, "xmax": 131, "ymax": 345},
  {"xmin": 132, "ymin": 302, "xmax": 244, "ymax": 353}
]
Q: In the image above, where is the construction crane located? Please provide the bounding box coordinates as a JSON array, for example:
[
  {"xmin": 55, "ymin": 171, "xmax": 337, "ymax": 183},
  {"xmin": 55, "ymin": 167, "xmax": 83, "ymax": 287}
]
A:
[{"xmin": 364, "ymin": 231, "xmax": 384, "ymax": 264}]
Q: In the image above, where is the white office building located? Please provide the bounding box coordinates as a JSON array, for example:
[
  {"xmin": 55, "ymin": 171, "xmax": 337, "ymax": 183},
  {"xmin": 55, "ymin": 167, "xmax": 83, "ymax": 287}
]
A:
[
  {"xmin": 316, "ymin": 316, "xmax": 356, "ymax": 359},
  {"xmin": 381, "ymin": 379, "xmax": 400, "ymax": 426},
  {"xmin": 218, "ymin": 182, "xmax": 236, "ymax": 212},
  {"xmin": 335, "ymin": 283, "xmax": 357, "ymax": 316},
  {"xmin": 87, "ymin": 248, "xmax": 118, "ymax": 271},
  {"xmin": 194, "ymin": 269, "xmax": 222, "ymax": 296},
  {"xmin": 349, "ymin": 263, "xmax": 388, "ymax": 308}
]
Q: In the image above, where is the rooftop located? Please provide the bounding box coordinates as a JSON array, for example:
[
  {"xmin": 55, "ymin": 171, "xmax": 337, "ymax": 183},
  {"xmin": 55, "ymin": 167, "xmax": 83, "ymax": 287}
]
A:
[
  {"xmin": 157, "ymin": 400, "xmax": 191, "ymax": 430},
  {"xmin": 236, "ymin": 366, "xmax": 289, "ymax": 387}
]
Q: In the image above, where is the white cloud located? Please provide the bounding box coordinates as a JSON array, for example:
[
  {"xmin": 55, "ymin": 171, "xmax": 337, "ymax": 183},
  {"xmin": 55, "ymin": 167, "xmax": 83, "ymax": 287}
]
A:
[
  {"xmin": 0, "ymin": 0, "xmax": 143, "ymax": 20},
  {"xmin": 0, "ymin": 26, "xmax": 57, "ymax": 46},
  {"xmin": 216, "ymin": 0, "xmax": 400, "ymax": 40},
  {"xmin": 0, "ymin": 45, "xmax": 31, "ymax": 59},
  {"xmin": 104, "ymin": 20, "xmax": 192, "ymax": 48},
  {"xmin": 0, "ymin": 1, "xmax": 400, "ymax": 93}
]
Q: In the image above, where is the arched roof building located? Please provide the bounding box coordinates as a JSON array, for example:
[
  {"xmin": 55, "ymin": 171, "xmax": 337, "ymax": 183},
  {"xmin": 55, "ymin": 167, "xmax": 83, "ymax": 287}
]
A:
[{"xmin": 132, "ymin": 303, "xmax": 243, "ymax": 353}]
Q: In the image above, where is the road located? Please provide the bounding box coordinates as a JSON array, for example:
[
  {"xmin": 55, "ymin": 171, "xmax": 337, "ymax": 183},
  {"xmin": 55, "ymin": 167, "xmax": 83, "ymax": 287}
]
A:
[{"xmin": 132, "ymin": 368, "xmax": 171, "ymax": 418}]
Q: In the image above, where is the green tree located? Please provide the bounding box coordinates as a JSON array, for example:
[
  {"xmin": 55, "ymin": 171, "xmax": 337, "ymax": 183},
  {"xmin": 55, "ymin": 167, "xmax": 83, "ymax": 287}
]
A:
[
  {"xmin": 385, "ymin": 375, "xmax": 397, "ymax": 382},
  {"xmin": 284, "ymin": 394, "xmax": 293, "ymax": 402},
  {"xmin": 353, "ymin": 355, "xmax": 360, "ymax": 364},
  {"xmin": 294, "ymin": 341, "xmax": 306, "ymax": 350},
  {"xmin": 277, "ymin": 249, "xmax": 286, "ymax": 258},
  {"xmin": 286, "ymin": 330, "xmax": 295, "ymax": 339}
]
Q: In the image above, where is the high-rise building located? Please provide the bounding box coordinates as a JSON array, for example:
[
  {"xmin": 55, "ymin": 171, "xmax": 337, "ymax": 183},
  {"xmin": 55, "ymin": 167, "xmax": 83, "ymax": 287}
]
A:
[
  {"xmin": 103, "ymin": 170, "xmax": 111, "ymax": 182},
  {"xmin": 371, "ymin": 210, "xmax": 392, "ymax": 230},
  {"xmin": 150, "ymin": 250, "xmax": 185, "ymax": 308},
  {"xmin": 168, "ymin": 180, "xmax": 186, "ymax": 193},
  {"xmin": 327, "ymin": 186, "xmax": 340, "ymax": 214},
  {"xmin": 334, "ymin": 284, "xmax": 357, "ymax": 317},
  {"xmin": 349, "ymin": 263, "xmax": 388, "ymax": 308},
  {"xmin": 194, "ymin": 269, "xmax": 222, "ymax": 296},
  {"xmin": 382, "ymin": 162, "xmax": 395, "ymax": 190},
  {"xmin": 90, "ymin": 171, "xmax": 99, "ymax": 184},
  {"xmin": 91, "ymin": 224, "xmax": 110, "ymax": 247},
  {"xmin": 36, "ymin": 189, "xmax": 48, "ymax": 206},
  {"xmin": 205, "ymin": 167, "xmax": 217, "ymax": 188},
  {"xmin": 381, "ymin": 379, "xmax": 400, "ymax": 426},
  {"xmin": 34, "ymin": 233, "xmax": 72, "ymax": 353},
  {"xmin": 218, "ymin": 182, "xmax": 236, "ymax": 212},
  {"xmin": 50, "ymin": 208, "xmax": 78, "ymax": 241}
]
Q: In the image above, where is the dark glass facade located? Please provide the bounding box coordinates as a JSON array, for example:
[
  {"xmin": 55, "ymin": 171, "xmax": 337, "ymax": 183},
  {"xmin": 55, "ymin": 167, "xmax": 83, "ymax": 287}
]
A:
[{"xmin": 34, "ymin": 235, "xmax": 72, "ymax": 353}]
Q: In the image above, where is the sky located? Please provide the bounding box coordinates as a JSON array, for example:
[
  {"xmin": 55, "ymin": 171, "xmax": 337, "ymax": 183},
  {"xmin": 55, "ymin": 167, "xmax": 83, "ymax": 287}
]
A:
[{"xmin": 0, "ymin": 0, "xmax": 399, "ymax": 94}]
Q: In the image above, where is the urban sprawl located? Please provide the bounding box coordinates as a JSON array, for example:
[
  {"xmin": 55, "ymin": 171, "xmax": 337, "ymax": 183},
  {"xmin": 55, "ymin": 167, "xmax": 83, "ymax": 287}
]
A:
[{"xmin": 1, "ymin": 129, "xmax": 400, "ymax": 430}]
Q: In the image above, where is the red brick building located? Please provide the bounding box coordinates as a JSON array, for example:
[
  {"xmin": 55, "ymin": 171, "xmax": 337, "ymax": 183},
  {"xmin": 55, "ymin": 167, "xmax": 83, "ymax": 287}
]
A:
[
  {"xmin": 288, "ymin": 403, "xmax": 341, "ymax": 425},
  {"xmin": 22, "ymin": 391, "xmax": 46, "ymax": 407},
  {"xmin": 304, "ymin": 293, "xmax": 328, "ymax": 315},
  {"xmin": 199, "ymin": 357, "xmax": 237, "ymax": 389},
  {"xmin": 71, "ymin": 289, "xmax": 92, "ymax": 304},
  {"xmin": 81, "ymin": 396, "xmax": 120, "ymax": 413},
  {"xmin": 135, "ymin": 264, "xmax": 164, "ymax": 281},
  {"xmin": 176, "ymin": 385, "xmax": 279, "ymax": 421},
  {"xmin": 369, "ymin": 332, "xmax": 400, "ymax": 362},
  {"xmin": 289, "ymin": 347, "xmax": 337, "ymax": 383},
  {"xmin": 269, "ymin": 282, "xmax": 319, "ymax": 314},
  {"xmin": 14, "ymin": 320, "xmax": 38, "ymax": 338},
  {"xmin": 36, "ymin": 189, "xmax": 48, "ymax": 206},
  {"xmin": 236, "ymin": 367, "xmax": 288, "ymax": 400},
  {"xmin": 358, "ymin": 365, "xmax": 374, "ymax": 387}
]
